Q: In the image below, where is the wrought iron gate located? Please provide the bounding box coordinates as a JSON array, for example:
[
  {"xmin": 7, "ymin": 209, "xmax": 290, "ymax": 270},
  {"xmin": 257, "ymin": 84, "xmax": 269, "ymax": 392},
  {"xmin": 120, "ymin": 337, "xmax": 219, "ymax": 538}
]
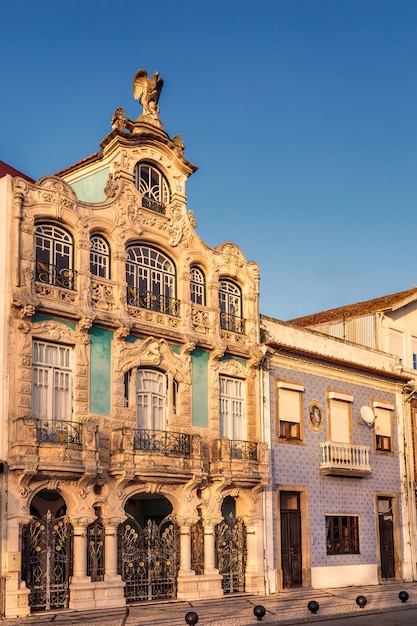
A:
[
  {"xmin": 22, "ymin": 512, "xmax": 72, "ymax": 611},
  {"xmin": 215, "ymin": 513, "xmax": 246, "ymax": 593},
  {"xmin": 118, "ymin": 514, "xmax": 180, "ymax": 602}
]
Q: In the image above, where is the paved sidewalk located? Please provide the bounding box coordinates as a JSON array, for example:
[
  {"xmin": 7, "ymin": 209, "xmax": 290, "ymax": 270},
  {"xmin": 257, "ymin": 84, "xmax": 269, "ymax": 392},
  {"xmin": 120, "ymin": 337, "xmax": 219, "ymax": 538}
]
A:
[{"xmin": 2, "ymin": 581, "xmax": 417, "ymax": 625}]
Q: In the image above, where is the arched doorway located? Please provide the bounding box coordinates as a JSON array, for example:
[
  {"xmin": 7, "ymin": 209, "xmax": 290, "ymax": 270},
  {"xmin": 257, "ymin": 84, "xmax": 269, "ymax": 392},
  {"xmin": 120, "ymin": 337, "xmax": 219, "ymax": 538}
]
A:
[
  {"xmin": 22, "ymin": 490, "xmax": 72, "ymax": 612},
  {"xmin": 215, "ymin": 496, "xmax": 246, "ymax": 593},
  {"xmin": 118, "ymin": 494, "xmax": 180, "ymax": 602}
]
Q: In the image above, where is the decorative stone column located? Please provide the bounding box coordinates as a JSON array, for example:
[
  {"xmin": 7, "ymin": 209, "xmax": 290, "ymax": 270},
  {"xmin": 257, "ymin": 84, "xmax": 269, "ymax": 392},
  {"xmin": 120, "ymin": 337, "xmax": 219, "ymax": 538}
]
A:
[
  {"xmin": 244, "ymin": 518, "xmax": 265, "ymax": 594},
  {"xmin": 69, "ymin": 517, "xmax": 95, "ymax": 610},
  {"xmin": 93, "ymin": 518, "xmax": 125, "ymax": 609},
  {"xmin": 201, "ymin": 519, "xmax": 223, "ymax": 599},
  {"xmin": 176, "ymin": 521, "xmax": 198, "ymax": 600},
  {"xmin": 4, "ymin": 514, "xmax": 31, "ymax": 618},
  {"xmin": 178, "ymin": 523, "xmax": 193, "ymax": 574}
]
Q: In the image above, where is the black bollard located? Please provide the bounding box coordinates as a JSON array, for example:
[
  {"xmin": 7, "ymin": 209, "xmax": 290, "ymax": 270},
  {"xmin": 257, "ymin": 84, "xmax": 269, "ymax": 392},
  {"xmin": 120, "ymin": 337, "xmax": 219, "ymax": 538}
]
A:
[
  {"xmin": 253, "ymin": 605, "xmax": 266, "ymax": 621},
  {"xmin": 185, "ymin": 611, "xmax": 199, "ymax": 625},
  {"xmin": 356, "ymin": 595, "xmax": 367, "ymax": 608},
  {"xmin": 399, "ymin": 590, "xmax": 409, "ymax": 603},
  {"xmin": 307, "ymin": 600, "xmax": 320, "ymax": 614}
]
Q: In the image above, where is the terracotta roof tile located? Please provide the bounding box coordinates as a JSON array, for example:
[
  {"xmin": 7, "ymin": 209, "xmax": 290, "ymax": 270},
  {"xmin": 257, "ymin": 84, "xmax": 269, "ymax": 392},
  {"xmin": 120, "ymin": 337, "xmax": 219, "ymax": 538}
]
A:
[
  {"xmin": 289, "ymin": 286, "xmax": 417, "ymax": 327},
  {"xmin": 0, "ymin": 160, "xmax": 35, "ymax": 183}
]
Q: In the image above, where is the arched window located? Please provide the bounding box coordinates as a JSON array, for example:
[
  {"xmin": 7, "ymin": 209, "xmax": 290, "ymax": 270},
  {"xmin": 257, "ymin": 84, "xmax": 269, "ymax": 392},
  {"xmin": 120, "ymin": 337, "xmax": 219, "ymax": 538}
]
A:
[
  {"xmin": 190, "ymin": 266, "xmax": 206, "ymax": 306},
  {"xmin": 134, "ymin": 161, "xmax": 170, "ymax": 214},
  {"xmin": 219, "ymin": 280, "xmax": 244, "ymax": 333},
  {"xmin": 136, "ymin": 369, "xmax": 167, "ymax": 431},
  {"xmin": 34, "ymin": 223, "xmax": 76, "ymax": 289},
  {"xmin": 123, "ymin": 367, "xmax": 187, "ymax": 454},
  {"xmin": 90, "ymin": 234, "xmax": 110, "ymax": 279},
  {"xmin": 126, "ymin": 245, "xmax": 179, "ymax": 316}
]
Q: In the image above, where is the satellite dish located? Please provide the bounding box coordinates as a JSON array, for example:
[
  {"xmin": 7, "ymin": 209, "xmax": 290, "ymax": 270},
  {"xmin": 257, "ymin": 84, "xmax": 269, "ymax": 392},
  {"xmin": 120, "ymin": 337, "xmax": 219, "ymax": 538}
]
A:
[{"xmin": 360, "ymin": 406, "xmax": 376, "ymax": 426}]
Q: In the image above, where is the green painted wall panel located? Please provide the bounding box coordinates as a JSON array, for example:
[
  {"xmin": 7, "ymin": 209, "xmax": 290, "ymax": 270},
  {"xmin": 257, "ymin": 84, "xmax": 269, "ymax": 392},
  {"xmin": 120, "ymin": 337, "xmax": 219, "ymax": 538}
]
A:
[
  {"xmin": 191, "ymin": 349, "xmax": 209, "ymax": 427},
  {"xmin": 32, "ymin": 314, "xmax": 76, "ymax": 330},
  {"xmin": 70, "ymin": 167, "xmax": 110, "ymax": 203},
  {"xmin": 89, "ymin": 326, "xmax": 112, "ymax": 415}
]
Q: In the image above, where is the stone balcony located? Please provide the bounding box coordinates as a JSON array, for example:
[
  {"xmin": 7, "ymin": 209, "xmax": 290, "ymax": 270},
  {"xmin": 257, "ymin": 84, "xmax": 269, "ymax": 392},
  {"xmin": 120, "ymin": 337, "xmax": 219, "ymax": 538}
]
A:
[
  {"xmin": 320, "ymin": 441, "xmax": 371, "ymax": 477},
  {"xmin": 210, "ymin": 438, "xmax": 269, "ymax": 488},
  {"xmin": 109, "ymin": 427, "xmax": 204, "ymax": 483},
  {"xmin": 8, "ymin": 416, "xmax": 99, "ymax": 479}
]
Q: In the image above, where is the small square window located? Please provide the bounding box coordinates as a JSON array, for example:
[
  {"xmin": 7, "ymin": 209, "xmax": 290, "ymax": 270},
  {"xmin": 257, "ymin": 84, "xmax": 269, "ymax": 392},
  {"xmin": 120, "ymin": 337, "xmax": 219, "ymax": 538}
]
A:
[{"xmin": 326, "ymin": 515, "xmax": 359, "ymax": 555}]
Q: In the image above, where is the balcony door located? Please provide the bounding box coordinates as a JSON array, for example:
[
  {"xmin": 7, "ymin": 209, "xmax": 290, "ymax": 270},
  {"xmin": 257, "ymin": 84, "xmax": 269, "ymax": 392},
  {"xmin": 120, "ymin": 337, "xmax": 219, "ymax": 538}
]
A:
[
  {"xmin": 136, "ymin": 369, "xmax": 167, "ymax": 431},
  {"xmin": 219, "ymin": 376, "xmax": 245, "ymax": 441},
  {"xmin": 32, "ymin": 341, "xmax": 73, "ymax": 426}
]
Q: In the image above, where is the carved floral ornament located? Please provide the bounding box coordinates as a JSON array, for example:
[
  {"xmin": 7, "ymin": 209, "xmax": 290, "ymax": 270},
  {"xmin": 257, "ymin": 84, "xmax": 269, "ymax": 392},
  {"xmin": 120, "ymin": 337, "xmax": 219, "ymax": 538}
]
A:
[{"xmin": 114, "ymin": 336, "xmax": 191, "ymax": 384}]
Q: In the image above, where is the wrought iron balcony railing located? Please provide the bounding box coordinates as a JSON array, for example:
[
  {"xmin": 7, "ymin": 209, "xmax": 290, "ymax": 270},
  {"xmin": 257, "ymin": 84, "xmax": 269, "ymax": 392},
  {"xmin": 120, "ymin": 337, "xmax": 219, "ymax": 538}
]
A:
[
  {"xmin": 320, "ymin": 441, "xmax": 371, "ymax": 476},
  {"xmin": 127, "ymin": 288, "xmax": 180, "ymax": 317},
  {"xmin": 230, "ymin": 439, "xmax": 258, "ymax": 460},
  {"xmin": 142, "ymin": 195, "xmax": 166, "ymax": 214},
  {"xmin": 134, "ymin": 429, "xmax": 191, "ymax": 456},
  {"xmin": 35, "ymin": 261, "xmax": 77, "ymax": 290},
  {"xmin": 220, "ymin": 312, "xmax": 245, "ymax": 334},
  {"xmin": 36, "ymin": 419, "xmax": 82, "ymax": 445}
]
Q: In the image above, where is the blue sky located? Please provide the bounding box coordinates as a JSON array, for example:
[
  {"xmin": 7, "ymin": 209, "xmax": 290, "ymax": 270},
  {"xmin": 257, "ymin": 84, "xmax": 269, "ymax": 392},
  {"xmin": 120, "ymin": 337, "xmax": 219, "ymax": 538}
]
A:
[{"xmin": 1, "ymin": 1, "xmax": 416, "ymax": 320}]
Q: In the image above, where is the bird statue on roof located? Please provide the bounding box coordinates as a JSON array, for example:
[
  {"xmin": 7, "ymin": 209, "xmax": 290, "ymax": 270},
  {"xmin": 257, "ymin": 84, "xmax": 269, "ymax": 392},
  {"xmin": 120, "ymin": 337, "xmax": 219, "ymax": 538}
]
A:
[{"xmin": 133, "ymin": 69, "xmax": 164, "ymax": 119}]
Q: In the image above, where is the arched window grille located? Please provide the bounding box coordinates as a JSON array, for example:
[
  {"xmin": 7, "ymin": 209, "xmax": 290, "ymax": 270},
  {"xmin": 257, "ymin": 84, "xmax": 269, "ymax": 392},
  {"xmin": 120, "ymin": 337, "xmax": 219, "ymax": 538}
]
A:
[
  {"xmin": 34, "ymin": 223, "xmax": 76, "ymax": 289},
  {"xmin": 219, "ymin": 280, "xmax": 245, "ymax": 334},
  {"xmin": 90, "ymin": 235, "xmax": 110, "ymax": 279},
  {"xmin": 134, "ymin": 161, "xmax": 170, "ymax": 214},
  {"xmin": 126, "ymin": 245, "xmax": 179, "ymax": 316},
  {"xmin": 190, "ymin": 266, "xmax": 206, "ymax": 306}
]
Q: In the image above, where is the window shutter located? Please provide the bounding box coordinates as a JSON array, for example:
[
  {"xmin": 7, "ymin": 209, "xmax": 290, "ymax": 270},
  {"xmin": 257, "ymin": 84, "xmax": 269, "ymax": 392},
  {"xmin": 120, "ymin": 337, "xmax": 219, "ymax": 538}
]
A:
[
  {"xmin": 329, "ymin": 399, "xmax": 350, "ymax": 443},
  {"xmin": 278, "ymin": 388, "xmax": 301, "ymax": 423},
  {"xmin": 374, "ymin": 407, "xmax": 391, "ymax": 437}
]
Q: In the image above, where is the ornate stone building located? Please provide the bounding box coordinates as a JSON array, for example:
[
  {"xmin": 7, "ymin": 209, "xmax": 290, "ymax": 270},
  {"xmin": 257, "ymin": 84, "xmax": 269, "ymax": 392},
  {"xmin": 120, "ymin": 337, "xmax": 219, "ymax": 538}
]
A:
[{"xmin": 0, "ymin": 70, "xmax": 268, "ymax": 617}]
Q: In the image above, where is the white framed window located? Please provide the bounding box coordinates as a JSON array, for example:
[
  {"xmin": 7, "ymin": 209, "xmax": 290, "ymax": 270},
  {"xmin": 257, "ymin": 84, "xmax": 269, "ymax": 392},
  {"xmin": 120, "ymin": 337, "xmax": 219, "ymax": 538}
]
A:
[
  {"xmin": 373, "ymin": 401, "xmax": 394, "ymax": 452},
  {"xmin": 90, "ymin": 235, "xmax": 110, "ymax": 279},
  {"xmin": 134, "ymin": 161, "xmax": 170, "ymax": 213},
  {"xmin": 126, "ymin": 245, "xmax": 178, "ymax": 315},
  {"xmin": 277, "ymin": 382, "xmax": 304, "ymax": 441},
  {"xmin": 219, "ymin": 280, "xmax": 244, "ymax": 333},
  {"xmin": 34, "ymin": 223, "xmax": 75, "ymax": 289},
  {"xmin": 136, "ymin": 369, "xmax": 167, "ymax": 431},
  {"xmin": 219, "ymin": 375, "xmax": 245, "ymax": 440},
  {"xmin": 328, "ymin": 392, "xmax": 352, "ymax": 443},
  {"xmin": 190, "ymin": 266, "xmax": 205, "ymax": 305},
  {"xmin": 32, "ymin": 340, "xmax": 73, "ymax": 423},
  {"xmin": 124, "ymin": 368, "xmax": 180, "ymax": 431}
]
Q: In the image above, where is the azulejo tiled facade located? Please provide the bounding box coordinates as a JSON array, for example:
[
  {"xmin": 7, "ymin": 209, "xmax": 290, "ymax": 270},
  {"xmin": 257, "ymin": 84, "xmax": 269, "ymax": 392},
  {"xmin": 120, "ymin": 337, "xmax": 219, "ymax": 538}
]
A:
[{"xmin": 0, "ymin": 70, "xmax": 415, "ymax": 618}]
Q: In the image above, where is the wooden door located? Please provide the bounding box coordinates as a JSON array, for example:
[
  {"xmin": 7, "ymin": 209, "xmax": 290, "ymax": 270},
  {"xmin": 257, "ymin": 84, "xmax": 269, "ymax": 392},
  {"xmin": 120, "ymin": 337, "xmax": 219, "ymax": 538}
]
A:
[
  {"xmin": 379, "ymin": 510, "xmax": 395, "ymax": 579},
  {"xmin": 280, "ymin": 492, "xmax": 302, "ymax": 588}
]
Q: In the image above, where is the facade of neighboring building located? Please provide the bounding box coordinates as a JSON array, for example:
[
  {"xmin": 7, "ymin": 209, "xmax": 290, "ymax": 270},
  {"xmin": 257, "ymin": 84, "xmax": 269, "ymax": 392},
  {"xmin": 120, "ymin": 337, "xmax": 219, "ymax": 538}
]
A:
[
  {"xmin": 289, "ymin": 289, "xmax": 417, "ymax": 583},
  {"xmin": 0, "ymin": 74, "xmax": 268, "ymax": 618},
  {"xmin": 261, "ymin": 316, "xmax": 414, "ymax": 592}
]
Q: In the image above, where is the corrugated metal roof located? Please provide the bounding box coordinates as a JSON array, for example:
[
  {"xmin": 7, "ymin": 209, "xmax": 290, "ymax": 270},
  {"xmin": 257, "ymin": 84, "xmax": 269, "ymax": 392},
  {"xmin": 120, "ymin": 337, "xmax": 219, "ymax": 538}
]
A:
[
  {"xmin": 289, "ymin": 287, "xmax": 417, "ymax": 327},
  {"xmin": 0, "ymin": 160, "xmax": 35, "ymax": 183}
]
